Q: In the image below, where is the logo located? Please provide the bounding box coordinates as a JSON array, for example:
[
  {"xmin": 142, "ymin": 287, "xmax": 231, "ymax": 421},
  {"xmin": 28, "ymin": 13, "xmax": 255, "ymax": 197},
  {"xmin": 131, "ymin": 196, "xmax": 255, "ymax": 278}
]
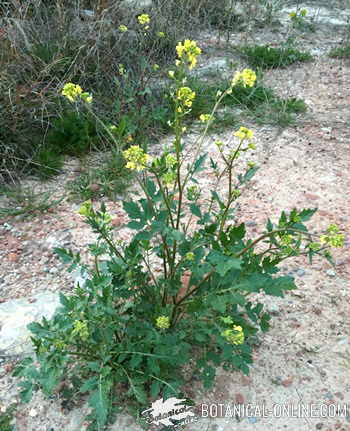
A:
[{"xmin": 141, "ymin": 397, "xmax": 198, "ymax": 428}]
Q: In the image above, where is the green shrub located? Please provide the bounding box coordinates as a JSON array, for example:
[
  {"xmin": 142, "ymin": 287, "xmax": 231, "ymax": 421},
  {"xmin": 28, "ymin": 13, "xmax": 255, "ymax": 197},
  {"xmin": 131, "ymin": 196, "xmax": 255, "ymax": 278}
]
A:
[
  {"xmin": 0, "ymin": 186, "xmax": 62, "ymax": 218},
  {"xmin": 239, "ymin": 44, "xmax": 313, "ymax": 69},
  {"xmin": 14, "ymin": 42, "xmax": 344, "ymax": 431},
  {"xmin": 0, "ymin": 404, "xmax": 16, "ymax": 431},
  {"xmin": 66, "ymin": 150, "xmax": 133, "ymax": 201},
  {"xmin": 33, "ymin": 147, "xmax": 65, "ymax": 179},
  {"xmin": 329, "ymin": 44, "xmax": 350, "ymax": 58},
  {"xmin": 45, "ymin": 111, "xmax": 98, "ymax": 157},
  {"xmin": 184, "ymin": 76, "xmax": 306, "ymax": 127}
]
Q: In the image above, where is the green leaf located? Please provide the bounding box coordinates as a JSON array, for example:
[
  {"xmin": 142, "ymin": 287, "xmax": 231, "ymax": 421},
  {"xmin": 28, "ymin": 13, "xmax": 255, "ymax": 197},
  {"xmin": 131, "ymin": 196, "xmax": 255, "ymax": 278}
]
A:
[
  {"xmin": 134, "ymin": 231, "xmax": 152, "ymax": 241},
  {"xmin": 145, "ymin": 179, "xmax": 157, "ymax": 198},
  {"xmin": 263, "ymin": 276, "xmax": 296, "ymax": 297},
  {"xmin": 189, "ymin": 203, "xmax": 201, "ymax": 218},
  {"xmin": 238, "ymin": 166, "xmax": 259, "ymax": 184},
  {"xmin": 230, "ymin": 292, "xmax": 246, "ymax": 305},
  {"xmin": 88, "ymin": 379, "xmax": 112, "ymax": 429},
  {"xmin": 207, "ymin": 250, "xmax": 241, "ymax": 276},
  {"xmin": 130, "ymin": 354, "xmax": 143, "ymax": 369},
  {"xmin": 201, "ymin": 365, "xmax": 216, "ymax": 389},
  {"xmin": 211, "ymin": 295, "xmax": 227, "ymax": 313},
  {"xmin": 150, "ymin": 380, "xmax": 161, "ymax": 398},
  {"xmin": 123, "ymin": 201, "xmax": 142, "ymax": 220},
  {"xmin": 80, "ymin": 377, "xmax": 98, "ymax": 393},
  {"xmin": 298, "ymin": 208, "xmax": 317, "ymax": 221},
  {"xmin": 279, "ymin": 211, "xmax": 287, "ymax": 227},
  {"xmin": 211, "ymin": 191, "xmax": 225, "ymax": 210},
  {"xmin": 260, "ymin": 312, "xmax": 271, "ymax": 331},
  {"xmin": 127, "ymin": 220, "xmax": 145, "ymax": 229},
  {"xmin": 266, "ymin": 218, "xmax": 273, "ymax": 232},
  {"xmin": 132, "ymin": 384, "xmax": 148, "ymax": 404},
  {"xmin": 228, "ymin": 223, "xmax": 246, "ymax": 242},
  {"xmin": 59, "ymin": 292, "xmax": 71, "ymax": 309},
  {"xmin": 18, "ymin": 381, "xmax": 34, "ymax": 403},
  {"xmin": 192, "ymin": 153, "xmax": 207, "ymax": 174},
  {"xmin": 216, "ymin": 259, "xmax": 241, "ymax": 277}
]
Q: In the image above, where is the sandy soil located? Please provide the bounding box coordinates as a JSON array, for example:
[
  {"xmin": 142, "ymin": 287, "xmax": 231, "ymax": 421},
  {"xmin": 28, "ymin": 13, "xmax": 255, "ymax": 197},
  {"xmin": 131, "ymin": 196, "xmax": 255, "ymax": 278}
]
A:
[{"xmin": 0, "ymin": 2, "xmax": 349, "ymax": 430}]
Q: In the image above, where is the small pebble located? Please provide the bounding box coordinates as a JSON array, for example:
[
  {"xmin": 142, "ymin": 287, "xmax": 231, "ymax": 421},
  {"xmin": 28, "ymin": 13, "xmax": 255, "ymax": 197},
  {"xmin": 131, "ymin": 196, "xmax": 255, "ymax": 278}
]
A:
[
  {"xmin": 326, "ymin": 269, "xmax": 336, "ymax": 277},
  {"xmin": 296, "ymin": 268, "xmax": 306, "ymax": 277}
]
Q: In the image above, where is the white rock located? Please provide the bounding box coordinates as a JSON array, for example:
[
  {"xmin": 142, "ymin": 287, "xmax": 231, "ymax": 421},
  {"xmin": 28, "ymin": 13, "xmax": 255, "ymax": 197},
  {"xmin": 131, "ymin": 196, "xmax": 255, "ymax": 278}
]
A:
[{"xmin": 0, "ymin": 292, "xmax": 60, "ymax": 356}]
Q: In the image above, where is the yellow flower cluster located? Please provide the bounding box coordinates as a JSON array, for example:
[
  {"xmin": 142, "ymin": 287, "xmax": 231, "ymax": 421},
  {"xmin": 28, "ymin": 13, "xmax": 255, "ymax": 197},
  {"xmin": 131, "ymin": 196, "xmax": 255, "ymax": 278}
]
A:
[
  {"xmin": 320, "ymin": 224, "xmax": 344, "ymax": 248},
  {"xmin": 234, "ymin": 126, "xmax": 254, "ymax": 141},
  {"xmin": 176, "ymin": 39, "xmax": 202, "ymax": 70},
  {"xmin": 185, "ymin": 252, "xmax": 195, "ymax": 261},
  {"xmin": 289, "ymin": 11, "xmax": 297, "ymax": 18},
  {"xmin": 78, "ymin": 200, "xmax": 93, "ymax": 217},
  {"xmin": 221, "ymin": 325, "xmax": 245, "ymax": 345},
  {"xmin": 118, "ymin": 24, "xmax": 128, "ymax": 32},
  {"xmin": 165, "ymin": 154, "xmax": 177, "ymax": 168},
  {"xmin": 231, "ymin": 69, "xmax": 257, "ymax": 88},
  {"xmin": 199, "ymin": 114, "xmax": 211, "ymax": 123},
  {"xmin": 156, "ymin": 316, "xmax": 170, "ymax": 329},
  {"xmin": 138, "ymin": 14, "xmax": 150, "ymax": 26},
  {"xmin": 61, "ymin": 83, "xmax": 92, "ymax": 103},
  {"xmin": 72, "ymin": 320, "xmax": 89, "ymax": 341},
  {"xmin": 123, "ymin": 145, "xmax": 150, "ymax": 171},
  {"xmin": 176, "ymin": 87, "xmax": 196, "ymax": 108}
]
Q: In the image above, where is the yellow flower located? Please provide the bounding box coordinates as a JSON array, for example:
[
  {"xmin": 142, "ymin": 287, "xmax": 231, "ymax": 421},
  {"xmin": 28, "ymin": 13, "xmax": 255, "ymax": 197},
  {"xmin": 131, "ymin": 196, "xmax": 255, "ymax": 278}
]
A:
[
  {"xmin": 61, "ymin": 83, "xmax": 83, "ymax": 102},
  {"xmin": 168, "ymin": 70, "xmax": 175, "ymax": 78},
  {"xmin": 118, "ymin": 24, "xmax": 128, "ymax": 32},
  {"xmin": 78, "ymin": 200, "xmax": 93, "ymax": 217},
  {"xmin": 247, "ymin": 161, "xmax": 256, "ymax": 168},
  {"xmin": 108, "ymin": 124, "xmax": 117, "ymax": 133},
  {"xmin": 176, "ymin": 39, "xmax": 201, "ymax": 70},
  {"xmin": 72, "ymin": 320, "xmax": 89, "ymax": 341},
  {"xmin": 320, "ymin": 225, "xmax": 344, "ymax": 248},
  {"xmin": 241, "ymin": 69, "xmax": 257, "ymax": 87},
  {"xmin": 199, "ymin": 114, "xmax": 211, "ymax": 122},
  {"xmin": 176, "ymin": 86, "xmax": 196, "ymax": 108},
  {"xmin": 300, "ymin": 9, "xmax": 307, "ymax": 17},
  {"xmin": 234, "ymin": 126, "xmax": 254, "ymax": 141},
  {"xmin": 289, "ymin": 11, "xmax": 297, "ymax": 18},
  {"xmin": 138, "ymin": 14, "xmax": 150, "ymax": 25},
  {"xmin": 215, "ymin": 140, "xmax": 224, "ymax": 148},
  {"xmin": 153, "ymin": 64, "xmax": 160, "ymax": 71},
  {"xmin": 185, "ymin": 252, "xmax": 195, "ymax": 261},
  {"xmin": 156, "ymin": 316, "xmax": 170, "ymax": 329},
  {"xmin": 162, "ymin": 171, "xmax": 176, "ymax": 186},
  {"xmin": 231, "ymin": 69, "xmax": 256, "ymax": 88},
  {"xmin": 61, "ymin": 83, "xmax": 92, "ymax": 103},
  {"xmin": 118, "ymin": 64, "xmax": 126, "ymax": 75},
  {"xmin": 81, "ymin": 92, "xmax": 92, "ymax": 103},
  {"xmin": 165, "ymin": 154, "xmax": 177, "ymax": 168},
  {"xmin": 157, "ymin": 31, "xmax": 165, "ymax": 37},
  {"xmin": 221, "ymin": 325, "xmax": 244, "ymax": 345},
  {"xmin": 123, "ymin": 145, "xmax": 150, "ymax": 171}
]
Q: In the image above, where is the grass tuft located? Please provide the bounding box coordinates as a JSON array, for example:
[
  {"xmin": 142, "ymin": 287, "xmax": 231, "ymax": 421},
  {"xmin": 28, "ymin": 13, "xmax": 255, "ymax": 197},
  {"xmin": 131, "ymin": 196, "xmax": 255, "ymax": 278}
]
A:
[
  {"xmin": 239, "ymin": 44, "xmax": 313, "ymax": 69},
  {"xmin": 329, "ymin": 44, "xmax": 350, "ymax": 59}
]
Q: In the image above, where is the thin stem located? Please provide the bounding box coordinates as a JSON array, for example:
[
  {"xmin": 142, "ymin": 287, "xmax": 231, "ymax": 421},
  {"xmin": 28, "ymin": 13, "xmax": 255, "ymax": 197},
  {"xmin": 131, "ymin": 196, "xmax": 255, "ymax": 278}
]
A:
[{"xmin": 235, "ymin": 228, "xmax": 316, "ymax": 258}]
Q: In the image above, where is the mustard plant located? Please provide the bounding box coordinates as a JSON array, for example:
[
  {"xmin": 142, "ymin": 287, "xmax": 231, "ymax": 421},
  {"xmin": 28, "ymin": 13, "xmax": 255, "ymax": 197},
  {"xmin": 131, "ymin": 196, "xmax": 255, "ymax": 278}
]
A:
[{"xmin": 14, "ymin": 40, "xmax": 344, "ymax": 431}]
